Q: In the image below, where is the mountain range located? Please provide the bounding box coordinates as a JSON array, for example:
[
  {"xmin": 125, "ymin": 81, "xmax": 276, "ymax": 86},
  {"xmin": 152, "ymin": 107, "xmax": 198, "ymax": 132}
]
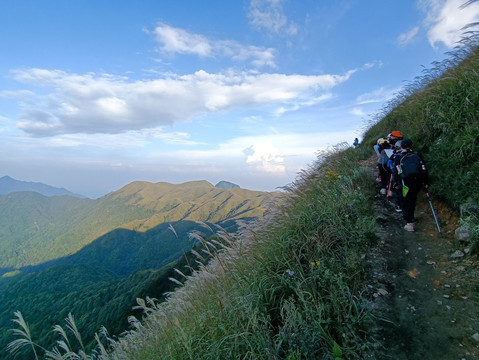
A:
[
  {"xmin": 0, "ymin": 175, "xmax": 85, "ymax": 197},
  {"xmin": 0, "ymin": 179, "xmax": 279, "ymax": 272}
]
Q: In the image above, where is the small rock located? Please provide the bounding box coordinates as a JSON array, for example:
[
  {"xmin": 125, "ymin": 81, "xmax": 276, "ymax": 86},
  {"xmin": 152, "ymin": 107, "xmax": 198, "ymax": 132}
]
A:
[
  {"xmin": 472, "ymin": 333, "xmax": 479, "ymax": 343},
  {"xmin": 427, "ymin": 260, "xmax": 436, "ymax": 265},
  {"xmin": 450, "ymin": 250, "xmax": 465, "ymax": 258},
  {"xmin": 378, "ymin": 288, "xmax": 389, "ymax": 296},
  {"xmin": 443, "ymin": 295, "xmax": 450, "ymax": 299},
  {"xmin": 408, "ymin": 269, "xmax": 420, "ymax": 278},
  {"xmin": 444, "ymin": 284, "xmax": 451, "ymax": 288},
  {"xmin": 455, "ymin": 226, "xmax": 471, "ymax": 241}
]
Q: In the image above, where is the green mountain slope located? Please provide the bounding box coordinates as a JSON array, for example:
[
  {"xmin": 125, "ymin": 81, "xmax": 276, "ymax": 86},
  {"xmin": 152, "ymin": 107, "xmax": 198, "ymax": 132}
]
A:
[
  {"xmin": 0, "ymin": 258, "xmax": 198, "ymax": 359},
  {"xmin": 0, "ymin": 219, "xmax": 223, "ymax": 360},
  {"xmin": 0, "ymin": 180, "xmax": 279, "ymax": 270},
  {"xmin": 21, "ymin": 220, "xmax": 238, "ymax": 276}
]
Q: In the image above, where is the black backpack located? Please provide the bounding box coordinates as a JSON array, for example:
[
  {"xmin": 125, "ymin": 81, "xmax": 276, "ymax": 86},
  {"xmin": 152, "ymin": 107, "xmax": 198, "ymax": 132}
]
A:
[{"xmin": 399, "ymin": 152, "xmax": 424, "ymax": 179}]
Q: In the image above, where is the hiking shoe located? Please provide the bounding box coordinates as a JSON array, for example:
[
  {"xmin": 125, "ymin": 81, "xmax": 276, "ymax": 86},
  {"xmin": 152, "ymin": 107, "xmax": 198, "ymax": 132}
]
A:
[
  {"xmin": 404, "ymin": 223, "xmax": 414, "ymax": 232},
  {"xmin": 380, "ymin": 188, "xmax": 387, "ymax": 195},
  {"xmin": 395, "ymin": 206, "xmax": 402, "ymax": 213}
]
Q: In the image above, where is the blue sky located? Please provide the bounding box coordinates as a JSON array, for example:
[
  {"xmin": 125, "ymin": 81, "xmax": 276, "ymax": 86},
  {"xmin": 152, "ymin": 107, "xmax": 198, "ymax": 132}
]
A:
[{"xmin": 1, "ymin": 0, "xmax": 478, "ymax": 198}]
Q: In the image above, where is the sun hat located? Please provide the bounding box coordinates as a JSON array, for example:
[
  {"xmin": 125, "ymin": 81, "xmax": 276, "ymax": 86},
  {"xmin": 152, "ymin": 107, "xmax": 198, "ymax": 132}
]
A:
[{"xmin": 391, "ymin": 130, "xmax": 403, "ymax": 138}]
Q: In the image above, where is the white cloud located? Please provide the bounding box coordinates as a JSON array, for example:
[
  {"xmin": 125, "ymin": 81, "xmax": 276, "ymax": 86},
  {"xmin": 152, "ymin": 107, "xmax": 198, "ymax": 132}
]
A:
[
  {"xmin": 398, "ymin": 26, "xmax": 420, "ymax": 47},
  {"xmin": 244, "ymin": 141, "xmax": 286, "ymax": 174},
  {"xmin": 350, "ymin": 107, "xmax": 366, "ymax": 117},
  {"xmin": 153, "ymin": 23, "xmax": 212, "ymax": 57},
  {"xmin": 152, "ymin": 23, "xmax": 276, "ymax": 67},
  {"xmin": 421, "ymin": 0, "xmax": 479, "ymax": 48},
  {"xmin": 10, "ymin": 67, "xmax": 355, "ymax": 137},
  {"xmin": 248, "ymin": 0, "xmax": 298, "ymax": 35},
  {"xmin": 273, "ymin": 93, "xmax": 333, "ymax": 116},
  {"xmin": 356, "ymin": 87, "xmax": 399, "ymax": 105}
]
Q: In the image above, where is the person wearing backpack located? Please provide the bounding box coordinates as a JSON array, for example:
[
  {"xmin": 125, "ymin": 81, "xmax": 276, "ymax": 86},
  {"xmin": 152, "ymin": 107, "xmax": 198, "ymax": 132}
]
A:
[
  {"xmin": 392, "ymin": 138, "xmax": 429, "ymax": 232},
  {"xmin": 377, "ymin": 139, "xmax": 393, "ymax": 195},
  {"xmin": 388, "ymin": 140, "xmax": 404, "ymax": 211},
  {"xmin": 387, "ymin": 130, "xmax": 404, "ymax": 147}
]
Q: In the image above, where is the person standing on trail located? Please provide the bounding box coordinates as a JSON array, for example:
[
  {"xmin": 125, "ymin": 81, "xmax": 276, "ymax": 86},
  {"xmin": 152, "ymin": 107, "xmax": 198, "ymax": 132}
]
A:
[
  {"xmin": 392, "ymin": 138, "xmax": 429, "ymax": 232},
  {"xmin": 388, "ymin": 140, "xmax": 403, "ymax": 211},
  {"xmin": 387, "ymin": 130, "xmax": 404, "ymax": 146},
  {"xmin": 377, "ymin": 139, "xmax": 393, "ymax": 195},
  {"xmin": 353, "ymin": 138, "xmax": 359, "ymax": 148}
]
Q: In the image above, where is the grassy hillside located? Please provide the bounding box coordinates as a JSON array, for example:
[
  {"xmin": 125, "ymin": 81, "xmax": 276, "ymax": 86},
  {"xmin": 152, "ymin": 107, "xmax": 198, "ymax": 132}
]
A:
[
  {"xmin": 362, "ymin": 35, "xmax": 479, "ymax": 209},
  {"xmin": 7, "ymin": 36, "xmax": 479, "ymax": 359},
  {"xmin": 0, "ymin": 180, "xmax": 278, "ymax": 270}
]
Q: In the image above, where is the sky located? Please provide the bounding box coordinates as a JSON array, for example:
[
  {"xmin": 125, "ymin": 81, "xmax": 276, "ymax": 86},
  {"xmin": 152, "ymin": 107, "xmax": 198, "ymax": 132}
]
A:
[{"xmin": 1, "ymin": 0, "xmax": 478, "ymax": 198}]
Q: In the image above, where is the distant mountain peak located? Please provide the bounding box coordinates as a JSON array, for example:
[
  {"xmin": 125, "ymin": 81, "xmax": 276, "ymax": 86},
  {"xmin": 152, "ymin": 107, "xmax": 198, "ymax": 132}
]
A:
[
  {"xmin": 215, "ymin": 180, "xmax": 240, "ymax": 189},
  {"xmin": 0, "ymin": 175, "xmax": 84, "ymax": 198}
]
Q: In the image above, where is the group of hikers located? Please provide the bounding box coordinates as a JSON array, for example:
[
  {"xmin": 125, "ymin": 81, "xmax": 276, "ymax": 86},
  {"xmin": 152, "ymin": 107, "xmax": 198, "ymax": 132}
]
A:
[{"xmin": 373, "ymin": 131, "xmax": 429, "ymax": 232}]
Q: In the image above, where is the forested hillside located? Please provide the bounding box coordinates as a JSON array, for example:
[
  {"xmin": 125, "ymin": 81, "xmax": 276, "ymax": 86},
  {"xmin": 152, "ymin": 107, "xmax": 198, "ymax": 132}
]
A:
[
  {"xmin": 0, "ymin": 180, "xmax": 279, "ymax": 271},
  {"xmin": 0, "ymin": 219, "xmax": 240, "ymax": 359}
]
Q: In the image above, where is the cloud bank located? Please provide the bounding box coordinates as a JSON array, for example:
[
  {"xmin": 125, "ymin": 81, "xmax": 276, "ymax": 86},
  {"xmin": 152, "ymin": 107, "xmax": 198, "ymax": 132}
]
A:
[{"xmin": 9, "ymin": 67, "xmax": 355, "ymax": 137}]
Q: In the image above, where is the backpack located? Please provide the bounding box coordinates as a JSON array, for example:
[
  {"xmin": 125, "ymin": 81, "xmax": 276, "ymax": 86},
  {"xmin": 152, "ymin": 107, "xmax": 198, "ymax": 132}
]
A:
[
  {"xmin": 399, "ymin": 152, "xmax": 424, "ymax": 180},
  {"xmin": 378, "ymin": 151, "xmax": 389, "ymax": 165}
]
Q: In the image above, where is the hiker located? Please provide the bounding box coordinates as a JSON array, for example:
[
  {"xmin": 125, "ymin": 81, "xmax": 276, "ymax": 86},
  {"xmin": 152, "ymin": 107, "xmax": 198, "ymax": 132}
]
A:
[
  {"xmin": 373, "ymin": 137, "xmax": 385, "ymax": 156},
  {"xmin": 388, "ymin": 140, "xmax": 404, "ymax": 211},
  {"xmin": 387, "ymin": 130, "xmax": 404, "ymax": 146},
  {"xmin": 353, "ymin": 138, "xmax": 359, "ymax": 148},
  {"xmin": 392, "ymin": 138, "xmax": 429, "ymax": 232},
  {"xmin": 377, "ymin": 139, "xmax": 393, "ymax": 195}
]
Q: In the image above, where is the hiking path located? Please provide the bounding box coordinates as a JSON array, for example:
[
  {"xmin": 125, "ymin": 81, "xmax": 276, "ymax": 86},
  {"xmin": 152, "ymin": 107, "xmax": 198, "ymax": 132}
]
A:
[{"xmin": 362, "ymin": 157, "xmax": 479, "ymax": 360}]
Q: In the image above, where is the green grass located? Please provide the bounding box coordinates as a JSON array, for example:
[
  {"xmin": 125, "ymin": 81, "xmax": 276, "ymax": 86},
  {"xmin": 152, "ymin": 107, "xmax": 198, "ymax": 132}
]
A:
[{"xmin": 363, "ymin": 34, "xmax": 479, "ymax": 208}]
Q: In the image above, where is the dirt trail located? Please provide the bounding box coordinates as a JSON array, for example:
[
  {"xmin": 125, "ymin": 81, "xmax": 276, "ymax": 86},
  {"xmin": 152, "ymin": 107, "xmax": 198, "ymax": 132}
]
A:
[{"xmin": 363, "ymin": 166, "xmax": 479, "ymax": 359}]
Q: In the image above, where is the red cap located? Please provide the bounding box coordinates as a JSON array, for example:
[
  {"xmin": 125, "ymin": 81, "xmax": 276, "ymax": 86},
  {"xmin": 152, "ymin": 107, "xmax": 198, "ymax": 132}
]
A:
[{"xmin": 391, "ymin": 130, "xmax": 403, "ymax": 138}]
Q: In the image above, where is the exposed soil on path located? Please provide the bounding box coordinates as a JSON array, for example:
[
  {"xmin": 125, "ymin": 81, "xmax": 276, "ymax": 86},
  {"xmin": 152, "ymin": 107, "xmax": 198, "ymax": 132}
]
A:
[{"xmin": 362, "ymin": 160, "xmax": 479, "ymax": 359}]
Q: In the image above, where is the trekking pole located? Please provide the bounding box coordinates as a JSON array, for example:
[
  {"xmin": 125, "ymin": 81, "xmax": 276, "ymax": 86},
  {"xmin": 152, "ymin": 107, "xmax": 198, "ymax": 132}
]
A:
[
  {"xmin": 426, "ymin": 192, "xmax": 442, "ymax": 237},
  {"xmin": 387, "ymin": 173, "xmax": 393, "ymax": 197}
]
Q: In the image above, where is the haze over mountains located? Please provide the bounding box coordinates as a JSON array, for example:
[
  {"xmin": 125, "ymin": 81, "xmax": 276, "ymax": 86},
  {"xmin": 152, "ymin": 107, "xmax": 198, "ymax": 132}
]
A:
[
  {"xmin": 0, "ymin": 175, "xmax": 243, "ymax": 198},
  {"xmin": 0, "ymin": 175, "xmax": 85, "ymax": 197}
]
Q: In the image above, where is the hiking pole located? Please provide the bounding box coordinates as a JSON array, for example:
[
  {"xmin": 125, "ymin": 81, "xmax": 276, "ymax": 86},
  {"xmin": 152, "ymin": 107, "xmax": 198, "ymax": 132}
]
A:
[
  {"xmin": 387, "ymin": 173, "xmax": 393, "ymax": 197},
  {"xmin": 426, "ymin": 192, "xmax": 442, "ymax": 237}
]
